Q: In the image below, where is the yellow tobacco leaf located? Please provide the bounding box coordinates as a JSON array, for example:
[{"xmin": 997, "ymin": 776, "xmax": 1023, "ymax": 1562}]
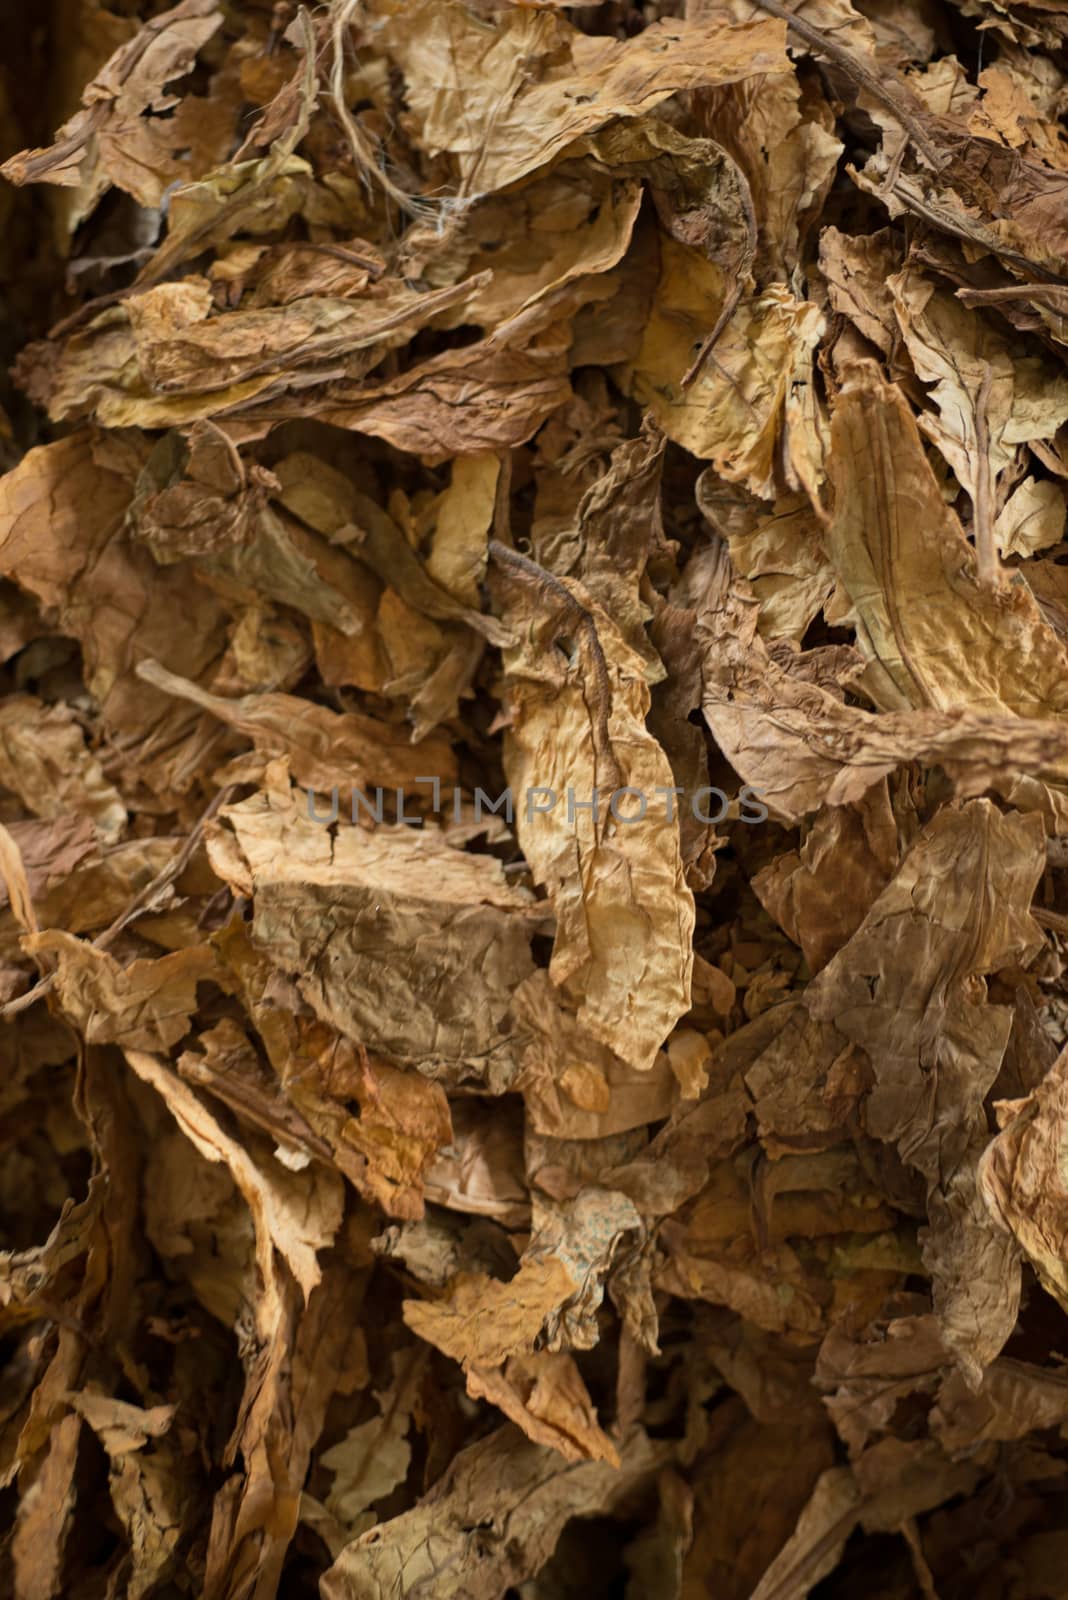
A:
[
  {"xmin": 491, "ymin": 554, "xmax": 694, "ymax": 1071},
  {"xmin": 466, "ymin": 1352, "xmax": 620, "ymax": 1467},
  {"xmin": 828, "ymin": 362, "xmax": 1068, "ymax": 718},
  {"xmin": 373, "ymin": 2, "xmax": 788, "ymax": 195},
  {"xmin": 403, "ymin": 1258, "xmax": 577, "ymax": 1368},
  {"xmin": 625, "ymin": 235, "xmax": 826, "ymax": 499},
  {"xmin": 28, "ymin": 932, "xmax": 218, "ymax": 1052}
]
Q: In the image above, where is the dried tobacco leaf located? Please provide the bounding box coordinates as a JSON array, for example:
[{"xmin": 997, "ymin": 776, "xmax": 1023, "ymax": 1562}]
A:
[{"xmin": 4, "ymin": 0, "xmax": 1068, "ymax": 1594}]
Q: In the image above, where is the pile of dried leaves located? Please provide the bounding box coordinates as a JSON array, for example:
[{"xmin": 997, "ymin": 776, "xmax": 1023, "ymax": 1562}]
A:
[{"xmin": 6, "ymin": 0, "xmax": 1068, "ymax": 1594}]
